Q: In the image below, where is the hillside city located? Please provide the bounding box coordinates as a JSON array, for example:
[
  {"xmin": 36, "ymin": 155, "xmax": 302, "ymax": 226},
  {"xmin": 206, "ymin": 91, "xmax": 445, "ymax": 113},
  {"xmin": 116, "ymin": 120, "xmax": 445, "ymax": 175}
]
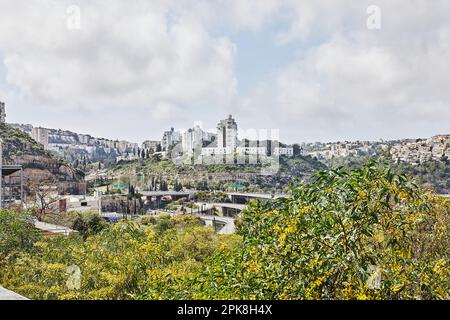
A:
[
  {"xmin": 3, "ymin": 102, "xmax": 449, "ymax": 168},
  {"xmin": 1, "ymin": 1, "xmax": 449, "ymax": 303},
  {"xmin": 1, "ymin": 99, "xmax": 450, "ymax": 301}
]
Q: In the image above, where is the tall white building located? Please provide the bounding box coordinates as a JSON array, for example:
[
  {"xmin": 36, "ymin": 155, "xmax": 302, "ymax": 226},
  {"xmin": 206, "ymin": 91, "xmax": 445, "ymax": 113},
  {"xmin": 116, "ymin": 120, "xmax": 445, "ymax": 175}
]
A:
[
  {"xmin": 217, "ymin": 115, "xmax": 238, "ymax": 150},
  {"xmin": 162, "ymin": 127, "xmax": 181, "ymax": 151},
  {"xmin": 182, "ymin": 126, "xmax": 206, "ymax": 154},
  {"xmin": 0, "ymin": 101, "xmax": 5, "ymax": 123},
  {"xmin": 31, "ymin": 127, "xmax": 49, "ymax": 149}
]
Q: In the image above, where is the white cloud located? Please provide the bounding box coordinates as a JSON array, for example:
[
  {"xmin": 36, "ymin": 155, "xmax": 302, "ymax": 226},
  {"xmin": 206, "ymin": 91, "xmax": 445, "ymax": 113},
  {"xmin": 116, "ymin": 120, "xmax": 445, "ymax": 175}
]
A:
[
  {"xmin": 0, "ymin": 0, "xmax": 237, "ymax": 118},
  {"xmin": 239, "ymin": 1, "xmax": 450, "ymax": 142},
  {"xmin": 0, "ymin": 0, "xmax": 449, "ymax": 142}
]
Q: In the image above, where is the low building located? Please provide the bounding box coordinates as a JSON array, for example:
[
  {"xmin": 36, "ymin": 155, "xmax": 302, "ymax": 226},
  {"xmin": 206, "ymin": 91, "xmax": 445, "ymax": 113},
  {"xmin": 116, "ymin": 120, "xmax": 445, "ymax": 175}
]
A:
[
  {"xmin": 201, "ymin": 147, "xmax": 233, "ymax": 155},
  {"xmin": 236, "ymin": 147, "xmax": 266, "ymax": 155},
  {"xmin": 142, "ymin": 140, "xmax": 161, "ymax": 151},
  {"xmin": 273, "ymin": 147, "xmax": 294, "ymax": 157}
]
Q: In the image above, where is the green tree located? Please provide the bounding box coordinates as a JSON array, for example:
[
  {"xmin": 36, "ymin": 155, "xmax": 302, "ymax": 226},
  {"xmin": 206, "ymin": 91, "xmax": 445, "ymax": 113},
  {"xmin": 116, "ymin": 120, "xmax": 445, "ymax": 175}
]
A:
[{"xmin": 0, "ymin": 209, "xmax": 40, "ymax": 258}]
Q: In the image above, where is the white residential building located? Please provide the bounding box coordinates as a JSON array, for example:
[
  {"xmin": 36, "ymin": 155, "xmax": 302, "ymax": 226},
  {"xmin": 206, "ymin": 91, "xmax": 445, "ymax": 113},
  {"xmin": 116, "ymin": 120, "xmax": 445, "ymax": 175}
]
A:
[
  {"xmin": 0, "ymin": 101, "xmax": 5, "ymax": 123},
  {"xmin": 217, "ymin": 115, "xmax": 238, "ymax": 150},
  {"xmin": 201, "ymin": 147, "xmax": 233, "ymax": 156},
  {"xmin": 236, "ymin": 147, "xmax": 266, "ymax": 155},
  {"xmin": 78, "ymin": 134, "xmax": 91, "ymax": 145},
  {"xmin": 162, "ymin": 127, "xmax": 181, "ymax": 151},
  {"xmin": 273, "ymin": 147, "xmax": 294, "ymax": 157},
  {"xmin": 142, "ymin": 140, "xmax": 160, "ymax": 151},
  {"xmin": 31, "ymin": 127, "xmax": 49, "ymax": 149},
  {"xmin": 182, "ymin": 126, "xmax": 205, "ymax": 154}
]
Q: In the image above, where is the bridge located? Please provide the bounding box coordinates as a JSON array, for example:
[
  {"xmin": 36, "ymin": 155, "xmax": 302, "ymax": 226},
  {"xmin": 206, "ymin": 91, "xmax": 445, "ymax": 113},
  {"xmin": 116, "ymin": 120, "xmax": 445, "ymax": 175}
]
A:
[
  {"xmin": 141, "ymin": 191, "xmax": 194, "ymax": 209},
  {"xmin": 202, "ymin": 202, "xmax": 247, "ymax": 217},
  {"xmin": 141, "ymin": 191, "xmax": 194, "ymax": 198},
  {"xmin": 226, "ymin": 192, "xmax": 287, "ymax": 204},
  {"xmin": 197, "ymin": 214, "xmax": 235, "ymax": 235}
]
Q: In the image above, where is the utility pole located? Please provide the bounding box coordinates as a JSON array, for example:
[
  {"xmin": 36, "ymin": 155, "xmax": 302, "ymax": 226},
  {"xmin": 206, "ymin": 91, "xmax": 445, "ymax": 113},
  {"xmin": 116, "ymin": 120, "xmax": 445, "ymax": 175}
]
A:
[{"xmin": 98, "ymin": 191, "xmax": 102, "ymax": 215}]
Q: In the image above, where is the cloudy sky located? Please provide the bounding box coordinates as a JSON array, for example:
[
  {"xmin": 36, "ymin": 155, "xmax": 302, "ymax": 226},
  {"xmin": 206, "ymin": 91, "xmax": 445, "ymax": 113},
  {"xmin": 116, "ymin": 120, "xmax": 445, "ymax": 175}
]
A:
[{"xmin": 0, "ymin": 0, "xmax": 449, "ymax": 143}]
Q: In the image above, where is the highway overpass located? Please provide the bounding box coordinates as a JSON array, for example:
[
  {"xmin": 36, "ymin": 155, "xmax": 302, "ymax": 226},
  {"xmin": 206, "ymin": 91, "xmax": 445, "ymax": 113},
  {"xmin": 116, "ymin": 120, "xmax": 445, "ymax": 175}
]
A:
[{"xmin": 226, "ymin": 192, "xmax": 287, "ymax": 204}]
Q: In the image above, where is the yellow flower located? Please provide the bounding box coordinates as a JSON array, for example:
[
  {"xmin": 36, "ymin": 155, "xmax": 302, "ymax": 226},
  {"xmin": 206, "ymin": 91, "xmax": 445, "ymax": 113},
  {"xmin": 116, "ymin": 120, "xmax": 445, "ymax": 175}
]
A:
[
  {"xmin": 398, "ymin": 191, "xmax": 408, "ymax": 199},
  {"xmin": 373, "ymin": 230, "xmax": 385, "ymax": 243},
  {"xmin": 248, "ymin": 260, "xmax": 260, "ymax": 273},
  {"xmin": 279, "ymin": 232, "xmax": 287, "ymax": 246}
]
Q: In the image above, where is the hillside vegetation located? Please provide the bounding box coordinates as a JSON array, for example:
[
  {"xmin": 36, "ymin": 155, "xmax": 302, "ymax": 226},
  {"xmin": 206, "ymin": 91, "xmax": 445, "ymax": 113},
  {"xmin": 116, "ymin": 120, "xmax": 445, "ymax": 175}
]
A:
[
  {"xmin": 111, "ymin": 155, "xmax": 327, "ymax": 192},
  {"xmin": 0, "ymin": 123, "xmax": 52, "ymax": 160}
]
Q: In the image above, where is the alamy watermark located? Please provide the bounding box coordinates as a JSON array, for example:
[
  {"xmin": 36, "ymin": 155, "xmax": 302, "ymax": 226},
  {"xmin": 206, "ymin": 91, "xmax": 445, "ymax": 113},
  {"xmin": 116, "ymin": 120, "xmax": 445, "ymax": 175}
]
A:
[
  {"xmin": 169, "ymin": 122, "xmax": 287, "ymax": 175},
  {"xmin": 67, "ymin": 5, "xmax": 81, "ymax": 30},
  {"xmin": 66, "ymin": 265, "xmax": 81, "ymax": 290},
  {"xmin": 366, "ymin": 265, "xmax": 382, "ymax": 290},
  {"xmin": 367, "ymin": 5, "xmax": 382, "ymax": 30}
]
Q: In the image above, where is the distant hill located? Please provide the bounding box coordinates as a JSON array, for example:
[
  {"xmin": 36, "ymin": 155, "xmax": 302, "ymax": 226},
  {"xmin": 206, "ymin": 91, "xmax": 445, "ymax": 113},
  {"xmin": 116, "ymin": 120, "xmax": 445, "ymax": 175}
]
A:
[{"xmin": 0, "ymin": 123, "xmax": 83, "ymax": 184}]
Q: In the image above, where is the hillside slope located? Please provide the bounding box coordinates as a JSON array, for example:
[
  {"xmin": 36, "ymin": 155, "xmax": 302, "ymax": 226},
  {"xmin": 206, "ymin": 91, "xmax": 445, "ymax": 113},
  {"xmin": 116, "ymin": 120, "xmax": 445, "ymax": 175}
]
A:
[
  {"xmin": 110, "ymin": 155, "xmax": 327, "ymax": 192},
  {"xmin": 0, "ymin": 123, "xmax": 83, "ymax": 183}
]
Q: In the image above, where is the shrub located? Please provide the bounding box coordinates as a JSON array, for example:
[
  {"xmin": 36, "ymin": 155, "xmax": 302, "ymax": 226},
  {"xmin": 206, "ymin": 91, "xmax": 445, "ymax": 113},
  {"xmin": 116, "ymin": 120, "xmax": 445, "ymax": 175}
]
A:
[{"xmin": 192, "ymin": 161, "xmax": 450, "ymax": 299}]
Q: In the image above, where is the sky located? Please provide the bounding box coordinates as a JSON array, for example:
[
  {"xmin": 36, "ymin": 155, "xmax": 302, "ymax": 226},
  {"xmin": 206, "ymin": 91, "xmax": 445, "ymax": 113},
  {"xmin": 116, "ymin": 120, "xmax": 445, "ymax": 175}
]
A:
[{"xmin": 0, "ymin": 0, "xmax": 449, "ymax": 144}]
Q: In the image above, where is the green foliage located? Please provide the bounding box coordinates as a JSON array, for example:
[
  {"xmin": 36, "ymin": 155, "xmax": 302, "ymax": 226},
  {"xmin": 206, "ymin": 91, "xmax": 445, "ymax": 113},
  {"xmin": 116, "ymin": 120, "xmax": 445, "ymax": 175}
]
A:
[
  {"xmin": 195, "ymin": 161, "xmax": 450, "ymax": 299},
  {"xmin": 72, "ymin": 213, "xmax": 109, "ymax": 239},
  {"xmin": 195, "ymin": 191, "xmax": 231, "ymax": 203},
  {"xmin": 111, "ymin": 154, "xmax": 326, "ymax": 192},
  {"xmin": 42, "ymin": 211, "xmax": 109, "ymax": 239},
  {"xmin": 0, "ymin": 123, "xmax": 53, "ymax": 159},
  {"xmin": 0, "ymin": 213, "xmax": 237, "ymax": 300},
  {"xmin": 397, "ymin": 161, "xmax": 450, "ymax": 194},
  {"xmin": 1, "ymin": 161, "xmax": 449, "ymax": 300},
  {"xmin": 0, "ymin": 209, "xmax": 40, "ymax": 258}
]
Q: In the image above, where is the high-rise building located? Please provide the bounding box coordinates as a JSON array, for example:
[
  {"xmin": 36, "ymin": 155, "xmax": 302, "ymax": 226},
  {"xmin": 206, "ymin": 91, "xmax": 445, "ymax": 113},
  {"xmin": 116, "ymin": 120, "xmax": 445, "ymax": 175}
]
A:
[
  {"xmin": 217, "ymin": 115, "xmax": 238, "ymax": 150},
  {"xmin": 31, "ymin": 127, "xmax": 49, "ymax": 149},
  {"xmin": 161, "ymin": 127, "xmax": 181, "ymax": 151},
  {"xmin": 182, "ymin": 126, "xmax": 205, "ymax": 154},
  {"xmin": 0, "ymin": 101, "xmax": 5, "ymax": 123}
]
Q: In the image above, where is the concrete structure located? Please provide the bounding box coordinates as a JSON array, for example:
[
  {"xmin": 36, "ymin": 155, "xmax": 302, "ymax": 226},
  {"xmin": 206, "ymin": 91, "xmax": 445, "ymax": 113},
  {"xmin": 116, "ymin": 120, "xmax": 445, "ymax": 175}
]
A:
[
  {"xmin": 210, "ymin": 203, "xmax": 246, "ymax": 217},
  {"xmin": 141, "ymin": 191, "xmax": 194, "ymax": 209},
  {"xmin": 217, "ymin": 115, "xmax": 238, "ymax": 150},
  {"xmin": 0, "ymin": 101, "xmax": 5, "ymax": 123},
  {"xmin": 199, "ymin": 215, "xmax": 235, "ymax": 235},
  {"xmin": 227, "ymin": 192, "xmax": 287, "ymax": 204},
  {"xmin": 0, "ymin": 135, "xmax": 24, "ymax": 209},
  {"xmin": 31, "ymin": 127, "xmax": 49, "ymax": 149},
  {"xmin": 34, "ymin": 220, "xmax": 76, "ymax": 236},
  {"xmin": 0, "ymin": 165, "xmax": 24, "ymax": 209},
  {"xmin": 0, "ymin": 287, "xmax": 28, "ymax": 300}
]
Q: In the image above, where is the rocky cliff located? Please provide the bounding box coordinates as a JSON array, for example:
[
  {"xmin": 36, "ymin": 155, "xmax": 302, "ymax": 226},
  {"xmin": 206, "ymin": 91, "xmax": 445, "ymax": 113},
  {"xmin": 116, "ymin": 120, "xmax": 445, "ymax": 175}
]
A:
[{"xmin": 0, "ymin": 123, "xmax": 83, "ymax": 183}]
